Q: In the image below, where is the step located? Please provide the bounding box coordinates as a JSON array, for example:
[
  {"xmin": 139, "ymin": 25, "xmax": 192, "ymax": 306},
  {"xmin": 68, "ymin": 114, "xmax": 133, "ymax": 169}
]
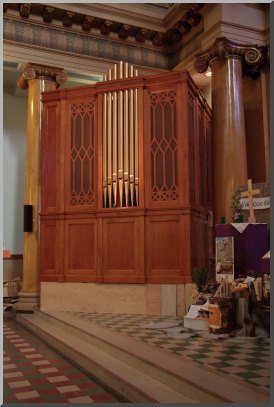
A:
[
  {"xmin": 16, "ymin": 310, "xmax": 269, "ymax": 403},
  {"xmin": 17, "ymin": 312, "xmax": 197, "ymax": 403}
]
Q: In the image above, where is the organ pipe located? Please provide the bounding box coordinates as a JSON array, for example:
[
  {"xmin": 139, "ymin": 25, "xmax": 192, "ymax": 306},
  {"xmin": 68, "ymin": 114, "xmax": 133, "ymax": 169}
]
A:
[{"xmin": 103, "ymin": 61, "xmax": 138, "ymax": 208}]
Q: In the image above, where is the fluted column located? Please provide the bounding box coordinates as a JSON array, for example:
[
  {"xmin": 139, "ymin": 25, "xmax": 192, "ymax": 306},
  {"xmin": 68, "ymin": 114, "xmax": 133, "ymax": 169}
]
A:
[
  {"xmin": 195, "ymin": 37, "xmax": 265, "ymax": 224},
  {"xmin": 16, "ymin": 63, "xmax": 66, "ymax": 311}
]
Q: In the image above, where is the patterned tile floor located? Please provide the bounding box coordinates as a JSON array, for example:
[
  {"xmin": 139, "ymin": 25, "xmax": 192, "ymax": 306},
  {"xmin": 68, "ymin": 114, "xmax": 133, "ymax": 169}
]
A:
[
  {"xmin": 3, "ymin": 313, "xmax": 270, "ymax": 403},
  {"xmin": 67, "ymin": 312, "xmax": 270, "ymax": 392},
  {"xmin": 3, "ymin": 320, "xmax": 121, "ymax": 403}
]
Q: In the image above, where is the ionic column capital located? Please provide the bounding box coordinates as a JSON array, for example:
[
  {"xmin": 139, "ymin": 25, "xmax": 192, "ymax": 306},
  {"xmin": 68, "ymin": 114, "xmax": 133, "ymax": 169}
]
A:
[
  {"xmin": 194, "ymin": 36, "xmax": 266, "ymax": 74},
  {"xmin": 17, "ymin": 63, "xmax": 67, "ymax": 90}
]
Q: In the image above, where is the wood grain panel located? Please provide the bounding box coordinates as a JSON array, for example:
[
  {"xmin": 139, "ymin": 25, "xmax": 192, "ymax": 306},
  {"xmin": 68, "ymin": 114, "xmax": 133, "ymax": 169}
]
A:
[
  {"xmin": 102, "ymin": 217, "xmax": 145, "ymax": 282},
  {"xmin": 41, "ymin": 102, "xmax": 60, "ymax": 213},
  {"xmin": 64, "ymin": 219, "xmax": 96, "ymax": 281},
  {"xmin": 146, "ymin": 216, "xmax": 185, "ymax": 283},
  {"xmin": 64, "ymin": 97, "xmax": 97, "ymax": 213},
  {"xmin": 40, "ymin": 220, "xmax": 64, "ymax": 281}
]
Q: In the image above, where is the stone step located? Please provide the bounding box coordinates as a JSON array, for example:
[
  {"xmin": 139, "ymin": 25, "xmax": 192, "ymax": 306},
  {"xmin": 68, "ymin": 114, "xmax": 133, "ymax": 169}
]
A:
[{"xmin": 16, "ymin": 310, "xmax": 269, "ymax": 403}]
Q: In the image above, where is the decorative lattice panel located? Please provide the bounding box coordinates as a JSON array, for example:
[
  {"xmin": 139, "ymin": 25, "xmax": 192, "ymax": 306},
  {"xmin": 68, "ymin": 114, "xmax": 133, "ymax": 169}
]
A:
[
  {"xmin": 188, "ymin": 94, "xmax": 196, "ymax": 203},
  {"xmin": 70, "ymin": 102, "xmax": 95, "ymax": 206},
  {"xmin": 150, "ymin": 91, "xmax": 178, "ymax": 202}
]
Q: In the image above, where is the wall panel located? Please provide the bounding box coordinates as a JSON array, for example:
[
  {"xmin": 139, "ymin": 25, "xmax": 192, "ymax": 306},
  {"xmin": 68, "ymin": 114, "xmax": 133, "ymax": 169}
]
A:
[
  {"xmin": 64, "ymin": 219, "xmax": 97, "ymax": 282},
  {"xmin": 41, "ymin": 101, "xmax": 61, "ymax": 213},
  {"xmin": 102, "ymin": 216, "xmax": 145, "ymax": 283},
  {"xmin": 40, "ymin": 220, "xmax": 64, "ymax": 281}
]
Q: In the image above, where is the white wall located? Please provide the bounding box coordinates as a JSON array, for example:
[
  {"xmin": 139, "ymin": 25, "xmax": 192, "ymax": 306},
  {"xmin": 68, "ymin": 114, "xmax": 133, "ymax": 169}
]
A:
[{"xmin": 3, "ymin": 93, "xmax": 27, "ymax": 254}]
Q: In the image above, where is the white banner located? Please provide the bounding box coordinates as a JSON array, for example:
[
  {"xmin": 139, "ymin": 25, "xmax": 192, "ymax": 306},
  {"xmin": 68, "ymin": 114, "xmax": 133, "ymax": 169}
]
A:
[{"xmin": 240, "ymin": 196, "xmax": 270, "ymax": 210}]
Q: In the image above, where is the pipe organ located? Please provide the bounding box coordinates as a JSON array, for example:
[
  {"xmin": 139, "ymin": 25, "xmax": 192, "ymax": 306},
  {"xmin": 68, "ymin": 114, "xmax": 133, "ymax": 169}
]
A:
[
  {"xmin": 103, "ymin": 62, "xmax": 139, "ymax": 208},
  {"xmin": 40, "ymin": 68, "xmax": 213, "ymax": 284}
]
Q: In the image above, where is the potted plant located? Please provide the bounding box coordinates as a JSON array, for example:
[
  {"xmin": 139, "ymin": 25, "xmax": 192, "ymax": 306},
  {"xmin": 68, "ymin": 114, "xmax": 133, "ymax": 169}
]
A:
[
  {"xmin": 191, "ymin": 267, "xmax": 209, "ymax": 293},
  {"xmin": 231, "ymin": 188, "xmax": 243, "ymax": 222}
]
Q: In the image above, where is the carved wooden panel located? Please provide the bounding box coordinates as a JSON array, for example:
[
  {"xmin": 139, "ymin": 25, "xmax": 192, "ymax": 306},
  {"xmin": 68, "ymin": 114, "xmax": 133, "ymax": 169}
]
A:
[
  {"xmin": 40, "ymin": 220, "xmax": 64, "ymax": 281},
  {"xmin": 146, "ymin": 216, "xmax": 184, "ymax": 283},
  {"xmin": 150, "ymin": 90, "xmax": 178, "ymax": 203},
  {"xmin": 68, "ymin": 100, "xmax": 96, "ymax": 209},
  {"xmin": 102, "ymin": 216, "xmax": 145, "ymax": 283},
  {"xmin": 64, "ymin": 219, "xmax": 96, "ymax": 281},
  {"xmin": 41, "ymin": 102, "xmax": 60, "ymax": 213}
]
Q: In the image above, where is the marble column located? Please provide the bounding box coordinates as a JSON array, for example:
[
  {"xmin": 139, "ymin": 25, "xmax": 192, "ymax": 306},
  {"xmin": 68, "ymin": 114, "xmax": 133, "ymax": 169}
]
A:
[
  {"xmin": 195, "ymin": 37, "xmax": 265, "ymax": 224},
  {"xmin": 16, "ymin": 64, "xmax": 66, "ymax": 311}
]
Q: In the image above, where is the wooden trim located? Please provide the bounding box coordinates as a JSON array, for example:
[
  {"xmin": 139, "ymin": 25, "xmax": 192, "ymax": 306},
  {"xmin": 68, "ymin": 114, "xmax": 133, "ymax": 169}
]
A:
[{"xmin": 3, "ymin": 254, "xmax": 23, "ymax": 260}]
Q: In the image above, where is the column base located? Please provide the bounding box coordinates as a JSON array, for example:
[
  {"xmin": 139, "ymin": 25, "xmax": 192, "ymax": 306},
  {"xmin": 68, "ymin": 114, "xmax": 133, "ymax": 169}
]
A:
[{"xmin": 15, "ymin": 291, "xmax": 40, "ymax": 313}]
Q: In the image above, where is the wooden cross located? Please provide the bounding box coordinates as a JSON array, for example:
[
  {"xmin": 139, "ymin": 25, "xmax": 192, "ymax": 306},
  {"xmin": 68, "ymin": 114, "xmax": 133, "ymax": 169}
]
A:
[{"xmin": 240, "ymin": 179, "xmax": 260, "ymax": 223}]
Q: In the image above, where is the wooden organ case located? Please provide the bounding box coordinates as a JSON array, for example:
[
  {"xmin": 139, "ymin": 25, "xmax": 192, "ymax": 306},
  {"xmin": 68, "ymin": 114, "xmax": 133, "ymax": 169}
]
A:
[{"xmin": 40, "ymin": 66, "xmax": 213, "ymax": 284}]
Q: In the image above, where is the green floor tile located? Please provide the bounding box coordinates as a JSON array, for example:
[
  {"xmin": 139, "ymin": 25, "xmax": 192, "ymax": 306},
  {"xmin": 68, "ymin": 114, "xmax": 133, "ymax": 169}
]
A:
[
  {"xmin": 210, "ymin": 361, "xmax": 233, "ymax": 368},
  {"xmin": 237, "ymin": 371, "xmax": 262, "ymax": 380}
]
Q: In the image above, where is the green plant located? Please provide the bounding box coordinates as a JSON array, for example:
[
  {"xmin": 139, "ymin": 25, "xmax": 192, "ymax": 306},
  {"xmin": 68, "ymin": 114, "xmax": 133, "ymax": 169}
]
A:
[
  {"xmin": 231, "ymin": 188, "xmax": 243, "ymax": 221},
  {"xmin": 191, "ymin": 268, "xmax": 209, "ymax": 293}
]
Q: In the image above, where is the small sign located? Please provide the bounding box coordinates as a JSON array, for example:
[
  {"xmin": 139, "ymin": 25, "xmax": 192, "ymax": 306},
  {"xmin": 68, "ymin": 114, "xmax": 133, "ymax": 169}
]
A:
[{"xmin": 240, "ymin": 196, "xmax": 270, "ymax": 210}]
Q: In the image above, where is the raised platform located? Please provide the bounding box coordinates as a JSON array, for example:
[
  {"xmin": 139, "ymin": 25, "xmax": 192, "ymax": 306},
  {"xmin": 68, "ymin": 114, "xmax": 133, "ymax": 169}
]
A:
[{"xmin": 16, "ymin": 309, "xmax": 269, "ymax": 403}]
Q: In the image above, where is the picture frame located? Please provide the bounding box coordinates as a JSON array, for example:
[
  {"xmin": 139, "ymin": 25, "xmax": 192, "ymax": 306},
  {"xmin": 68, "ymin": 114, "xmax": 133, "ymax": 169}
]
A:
[{"xmin": 215, "ymin": 236, "xmax": 234, "ymax": 282}]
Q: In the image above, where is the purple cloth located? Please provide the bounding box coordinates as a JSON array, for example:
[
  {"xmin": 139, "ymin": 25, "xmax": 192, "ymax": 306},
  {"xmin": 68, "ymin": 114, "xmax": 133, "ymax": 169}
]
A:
[{"xmin": 215, "ymin": 224, "xmax": 269, "ymax": 277}]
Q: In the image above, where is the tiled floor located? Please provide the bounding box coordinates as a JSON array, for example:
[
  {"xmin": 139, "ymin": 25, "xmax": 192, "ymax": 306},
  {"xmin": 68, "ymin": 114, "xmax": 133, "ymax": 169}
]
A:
[
  {"xmin": 4, "ymin": 312, "xmax": 270, "ymax": 403},
  {"xmin": 3, "ymin": 321, "xmax": 121, "ymax": 403},
  {"xmin": 66, "ymin": 312, "xmax": 270, "ymax": 391}
]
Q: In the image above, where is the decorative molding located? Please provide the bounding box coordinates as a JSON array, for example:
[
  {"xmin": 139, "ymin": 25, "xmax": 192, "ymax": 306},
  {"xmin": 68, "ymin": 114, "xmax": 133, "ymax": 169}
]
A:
[
  {"xmin": 63, "ymin": 11, "xmax": 75, "ymax": 28},
  {"xmin": 17, "ymin": 63, "xmax": 67, "ymax": 89},
  {"xmin": 4, "ymin": 18, "xmax": 170, "ymax": 70},
  {"xmin": 82, "ymin": 16, "xmax": 94, "ymax": 32},
  {"xmin": 43, "ymin": 6, "xmax": 55, "ymax": 23},
  {"xmin": 100, "ymin": 20, "xmax": 112, "ymax": 35},
  {"xmin": 19, "ymin": 3, "xmax": 31, "ymax": 18},
  {"xmin": 194, "ymin": 36, "xmax": 266, "ymax": 74},
  {"xmin": 136, "ymin": 28, "xmax": 148, "ymax": 43},
  {"xmin": 176, "ymin": 21, "xmax": 191, "ymax": 35},
  {"xmin": 165, "ymin": 29, "xmax": 182, "ymax": 44},
  {"xmin": 152, "ymin": 32, "xmax": 165, "ymax": 47},
  {"xmin": 4, "ymin": 3, "xmax": 205, "ymax": 53},
  {"xmin": 186, "ymin": 11, "xmax": 202, "ymax": 27},
  {"xmin": 118, "ymin": 24, "xmax": 131, "ymax": 40}
]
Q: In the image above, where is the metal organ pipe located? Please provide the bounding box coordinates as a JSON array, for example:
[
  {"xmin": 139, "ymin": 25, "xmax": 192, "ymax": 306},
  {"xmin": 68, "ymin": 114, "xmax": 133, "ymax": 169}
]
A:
[{"xmin": 103, "ymin": 61, "xmax": 138, "ymax": 208}]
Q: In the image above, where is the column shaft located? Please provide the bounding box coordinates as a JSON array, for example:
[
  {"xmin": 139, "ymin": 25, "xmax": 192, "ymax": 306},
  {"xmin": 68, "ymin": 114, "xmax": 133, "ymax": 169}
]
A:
[
  {"xmin": 22, "ymin": 79, "xmax": 56, "ymax": 293},
  {"xmin": 194, "ymin": 37, "xmax": 266, "ymax": 224},
  {"xmin": 16, "ymin": 63, "xmax": 66, "ymax": 311},
  {"xmin": 211, "ymin": 56, "xmax": 247, "ymax": 223}
]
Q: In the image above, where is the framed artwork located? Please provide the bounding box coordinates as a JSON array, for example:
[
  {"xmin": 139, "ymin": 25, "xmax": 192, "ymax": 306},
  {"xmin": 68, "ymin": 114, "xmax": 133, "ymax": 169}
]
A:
[{"xmin": 215, "ymin": 236, "xmax": 234, "ymax": 282}]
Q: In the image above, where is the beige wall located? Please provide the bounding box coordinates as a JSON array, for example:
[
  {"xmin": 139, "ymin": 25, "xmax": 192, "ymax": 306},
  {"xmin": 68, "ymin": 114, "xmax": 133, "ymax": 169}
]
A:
[
  {"xmin": 3, "ymin": 93, "xmax": 28, "ymax": 254},
  {"xmin": 3, "ymin": 258, "xmax": 23, "ymax": 281}
]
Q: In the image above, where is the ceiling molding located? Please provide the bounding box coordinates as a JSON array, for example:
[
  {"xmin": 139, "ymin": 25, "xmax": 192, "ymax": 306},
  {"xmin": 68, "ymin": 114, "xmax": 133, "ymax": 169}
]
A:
[{"xmin": 4, "ymin": 3, "xmax": 205, "ymax": 54}]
